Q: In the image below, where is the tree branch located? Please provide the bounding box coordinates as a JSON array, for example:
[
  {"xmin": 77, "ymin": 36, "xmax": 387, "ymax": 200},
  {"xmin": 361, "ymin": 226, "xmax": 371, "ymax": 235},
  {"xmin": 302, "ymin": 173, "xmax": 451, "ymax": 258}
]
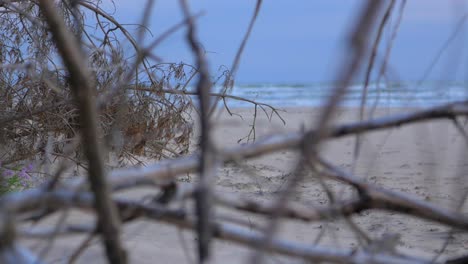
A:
[{"xmin": 37, "ymin": 1, "xmax": 126, "ymax": 263}]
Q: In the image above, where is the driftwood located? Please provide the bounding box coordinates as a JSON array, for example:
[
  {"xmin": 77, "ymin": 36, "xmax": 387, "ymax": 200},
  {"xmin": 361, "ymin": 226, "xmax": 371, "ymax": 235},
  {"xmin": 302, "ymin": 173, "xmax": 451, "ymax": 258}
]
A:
[{"xmin": 1, "ymin": 1, "xmax": 468, "ymax": 264}]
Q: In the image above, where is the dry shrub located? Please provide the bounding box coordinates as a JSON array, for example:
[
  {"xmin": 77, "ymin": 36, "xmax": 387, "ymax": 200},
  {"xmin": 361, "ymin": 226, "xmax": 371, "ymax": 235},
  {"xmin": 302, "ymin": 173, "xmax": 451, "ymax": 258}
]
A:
[{"xmin": 0, "ymin": 2, "xmax": 193, "ymax": 168}]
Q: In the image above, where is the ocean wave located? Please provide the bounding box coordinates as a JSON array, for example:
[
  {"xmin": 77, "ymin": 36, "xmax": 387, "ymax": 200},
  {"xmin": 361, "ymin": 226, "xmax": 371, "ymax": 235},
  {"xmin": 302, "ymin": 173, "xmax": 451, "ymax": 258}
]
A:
[{"xmin": 216, "ymin": 82, "xmax": 468, "ymax": 108}]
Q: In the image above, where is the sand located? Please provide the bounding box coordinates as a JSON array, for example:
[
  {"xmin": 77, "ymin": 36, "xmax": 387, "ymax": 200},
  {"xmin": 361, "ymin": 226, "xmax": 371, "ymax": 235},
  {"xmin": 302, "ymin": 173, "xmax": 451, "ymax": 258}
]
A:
[{"xmin": 19, "ymin": 106, "xmax": 468, "ymax": 263}]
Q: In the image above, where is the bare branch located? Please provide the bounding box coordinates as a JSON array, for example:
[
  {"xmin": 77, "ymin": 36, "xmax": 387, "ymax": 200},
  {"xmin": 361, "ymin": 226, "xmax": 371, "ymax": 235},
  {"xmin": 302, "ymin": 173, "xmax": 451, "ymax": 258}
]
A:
[
  {"xmin": 179, "ymin": 0, "xmax": 215, "ymax": 262},
  {"xmin": 37, "ymin": 0, "xmax": 126, "ymax": 263}
]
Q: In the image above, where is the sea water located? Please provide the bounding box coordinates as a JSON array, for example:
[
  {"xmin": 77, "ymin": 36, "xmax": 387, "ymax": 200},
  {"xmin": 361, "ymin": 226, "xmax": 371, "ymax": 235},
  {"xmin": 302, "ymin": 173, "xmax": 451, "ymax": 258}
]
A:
[{"xmin": 211, "ymin": 82, "xmax": 468, "ymax": 108}]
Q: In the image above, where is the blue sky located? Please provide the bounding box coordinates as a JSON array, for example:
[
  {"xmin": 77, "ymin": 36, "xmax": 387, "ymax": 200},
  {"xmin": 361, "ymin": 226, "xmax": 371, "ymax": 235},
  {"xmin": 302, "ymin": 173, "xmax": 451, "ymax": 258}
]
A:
[{"xmin": 106, "ymin": 1, "xmax": 468, "ymax": 84}]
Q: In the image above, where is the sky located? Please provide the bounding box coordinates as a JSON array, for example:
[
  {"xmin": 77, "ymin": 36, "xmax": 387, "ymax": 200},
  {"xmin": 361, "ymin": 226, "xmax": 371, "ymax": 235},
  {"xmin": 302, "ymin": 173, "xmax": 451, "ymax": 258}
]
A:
[{"xmin": 104, "ymin": 1, "xmax": 468, "ymax": 84}]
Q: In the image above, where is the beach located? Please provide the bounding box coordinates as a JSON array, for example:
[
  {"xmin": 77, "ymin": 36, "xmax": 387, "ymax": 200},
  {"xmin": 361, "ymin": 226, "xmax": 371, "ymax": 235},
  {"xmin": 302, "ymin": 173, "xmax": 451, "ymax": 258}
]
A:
[{"xmin": 20, "ymin": 106, "xmax": 468, "ymax": 263}]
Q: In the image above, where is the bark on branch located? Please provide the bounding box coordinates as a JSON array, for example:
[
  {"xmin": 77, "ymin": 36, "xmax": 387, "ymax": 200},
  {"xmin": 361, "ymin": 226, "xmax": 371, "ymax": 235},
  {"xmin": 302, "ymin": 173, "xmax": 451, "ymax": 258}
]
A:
[{"xmin": 37, "ymin": 1, "xmax": 127, "ymax": 263}]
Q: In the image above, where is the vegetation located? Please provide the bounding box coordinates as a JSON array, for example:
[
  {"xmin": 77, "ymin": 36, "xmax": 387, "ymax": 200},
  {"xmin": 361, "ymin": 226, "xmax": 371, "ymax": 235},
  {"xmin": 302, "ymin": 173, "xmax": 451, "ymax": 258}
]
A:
[{"xmin": 0, "ymin": 1, "xmax": 194, "ymax": 169}]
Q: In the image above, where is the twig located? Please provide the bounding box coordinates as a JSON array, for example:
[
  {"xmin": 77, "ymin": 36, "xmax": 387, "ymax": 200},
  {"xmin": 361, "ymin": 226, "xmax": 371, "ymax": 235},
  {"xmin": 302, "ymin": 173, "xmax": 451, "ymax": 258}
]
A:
[
  {"xmin": 68, "ymin": 233, "xmax": 97, "ymax": 264},
  {"xmin": 5, "ymin": 190, "xmax": 432, "ymax": 264},
  {"xmin": 317, "ymin": 158, "xmax": 468, "ymax": 230},
  {"xmin": 179, "ymin": 0, "xmax": 215, "ymax": 262},
  {"xmin": 417, "ymin": 13, "xmax": 468, "ymax": 85},
  {"xmin": 250, "ymin": 3, "xmax": 397, "ymax": 262},
  {"xmin": 0, "ymin": 100, "xmax": 70, "ymax": 127},
  {"xmin": 355, "ymin": 0, "xmax": 396, "ymax": 162},
  {"xmin": 370, "ymin": 0, "xmax": 406, "ymax": 117},
  {"xmin": 210, "ymin": 0, "xmax": 263, "ymax": 115},
  {"xmin": 37, "ymin": 210, "xmax": 70, "ymax": 262},
  {"xmin": 214, "ymin": 192, "xmax": 367, "ymax": 222},
  {"xmin": 132, "ymin": 87, "xmax": 285, "ymax": 124},
  {"xmin": 37, "ymin": 1, "xmax": 127, "ymax": 263},
  {"xmin": 60, "ymin": 99, "xmax": 468, "ymax": 193}
]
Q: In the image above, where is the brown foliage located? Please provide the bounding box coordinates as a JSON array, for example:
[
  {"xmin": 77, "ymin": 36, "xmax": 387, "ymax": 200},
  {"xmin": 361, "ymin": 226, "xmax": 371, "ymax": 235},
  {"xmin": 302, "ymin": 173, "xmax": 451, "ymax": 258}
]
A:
[{"xmin": 0, "ymin": 2, "xmax": 193, "ymax": 167}]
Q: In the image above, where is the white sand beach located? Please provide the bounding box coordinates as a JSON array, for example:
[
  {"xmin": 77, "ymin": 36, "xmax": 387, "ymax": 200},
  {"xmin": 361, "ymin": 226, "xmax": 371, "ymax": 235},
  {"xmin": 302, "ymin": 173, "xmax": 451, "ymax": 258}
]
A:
[{"xmin": 20, "ymin": 106, "xmax": 468, "ymax": 263}]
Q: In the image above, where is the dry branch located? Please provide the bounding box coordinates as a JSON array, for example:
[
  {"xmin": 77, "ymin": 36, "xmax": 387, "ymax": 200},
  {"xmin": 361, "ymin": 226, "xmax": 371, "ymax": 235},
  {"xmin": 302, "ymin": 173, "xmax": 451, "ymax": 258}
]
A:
[
  {"xmin": 59, "ymin": 99, "xmax": 468, "ymax": 194},
  {"xmin": 250, "ymin": 2, "xmax": 387, "ymax": 261},
  {"xmin": 37, "ymin": 0, "xmax": 126, "ymax": 263},
  {"xmin": 1, "ymin": 1, "xmax": 467, "ymax": 263},
  {"xmin": 3, "ymin": 189, "xmax": 433, "ymax": 264},
  {"xmin": 179, "ymin": 0, "xmax": 215, "ymax": 262},
  {"xmin": 211, "ymin": 0, "xmax": 263, "ymax": 114}
]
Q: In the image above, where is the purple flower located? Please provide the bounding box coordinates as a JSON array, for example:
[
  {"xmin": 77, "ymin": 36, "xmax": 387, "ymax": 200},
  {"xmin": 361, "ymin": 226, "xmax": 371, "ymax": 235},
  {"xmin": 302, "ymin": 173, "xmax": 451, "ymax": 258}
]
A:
[
  {"xmin": 2, "ymin": 170, "xmax": 14, "ymax": 178},
  {"xmin": 25, "ymin": 163, "xmax": 34, "ymax": 172},
  {"xmin": 18, "ymin": 170, "xmax": 29, "ymax": 179},
  {"xmin": 18, "ymin": 166, "xmax": 32, "ymax": 187}
]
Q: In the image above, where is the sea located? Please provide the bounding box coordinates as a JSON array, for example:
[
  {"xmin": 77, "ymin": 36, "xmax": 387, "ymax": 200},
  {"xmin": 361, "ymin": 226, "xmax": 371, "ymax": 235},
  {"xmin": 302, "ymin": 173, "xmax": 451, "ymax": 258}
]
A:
[{"xmin": 212, "ymin": 82, "xmax": 468, "ymax": 108}]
